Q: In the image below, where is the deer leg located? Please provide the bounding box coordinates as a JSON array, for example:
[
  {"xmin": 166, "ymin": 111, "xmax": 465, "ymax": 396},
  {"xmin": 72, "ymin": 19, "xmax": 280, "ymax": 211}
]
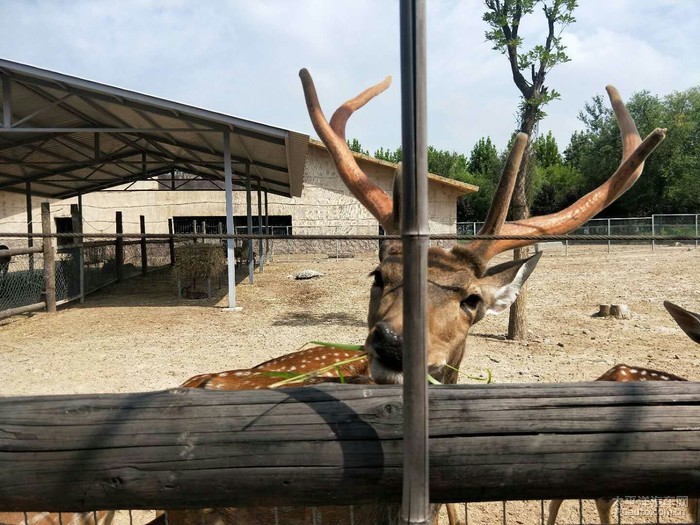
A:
[
  {"xmin": 445, "ymin": 503, "xmax": 464, "ymax": 525},
  {"xmin": 595, "ymin": 498, "xmax": 615, "ymax": 524},
  {"xmin": 546, "ymin": 499, "xmax": 564, "ymax": 525},
  {"xmin": 689, "ymin": 497, "xmax": 699, "ymax": 524}
]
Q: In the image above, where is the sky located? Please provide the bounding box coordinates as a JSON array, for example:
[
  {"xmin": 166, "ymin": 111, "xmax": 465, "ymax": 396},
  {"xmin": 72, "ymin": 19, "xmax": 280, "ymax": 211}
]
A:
[{"xmin": 1, "ymin": 1, "xmax": 698, "ymax": 156}]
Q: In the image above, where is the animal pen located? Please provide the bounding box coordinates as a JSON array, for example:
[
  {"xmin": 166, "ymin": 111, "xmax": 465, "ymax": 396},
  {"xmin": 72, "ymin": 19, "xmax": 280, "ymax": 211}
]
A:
[{"xmin": 2, "ymin": 3, "xmax": 700, "ymax": 525}]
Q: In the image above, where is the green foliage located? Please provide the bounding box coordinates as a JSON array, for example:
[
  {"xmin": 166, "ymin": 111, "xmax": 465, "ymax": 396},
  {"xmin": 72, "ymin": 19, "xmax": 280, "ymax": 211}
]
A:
[
  {"xmin": 483, "ymin": 0, "xmax": 578, "ymax": 121},
  {"xmin": 565, "ymin": 86, "xmax": 700, "ymax": 216},
  {"xmin": 373, "ymin": 146, "xmax": 402, "ymax": 163},
  {"xmin": 346, "ymin": 138, "xmax": 369, "ymax": 156},
  {"xmin": 533, "ymin": 131, "xmax": 561, "ymax": 168}
]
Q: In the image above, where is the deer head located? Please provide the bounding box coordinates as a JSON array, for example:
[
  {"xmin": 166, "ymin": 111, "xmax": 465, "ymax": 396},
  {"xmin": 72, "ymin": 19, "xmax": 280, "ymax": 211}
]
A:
[{"xmin": 300, "ymin": 68, "xmax": 665, "ymax": 386}]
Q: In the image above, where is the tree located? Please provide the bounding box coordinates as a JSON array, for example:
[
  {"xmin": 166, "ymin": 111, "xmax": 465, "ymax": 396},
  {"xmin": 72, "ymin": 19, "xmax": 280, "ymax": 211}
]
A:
[
  {"xmin": 483, "ymin": 0, "xmax": 577, "ymax": 340},
  {"xmin": 347, "ymin": 138, "xmax": 369, "ymax": 156},
  {"xmin": 459, "ymin": 137, "xmax": 503, "ymax": 221},
  {"xmin": 565, "ymin": 86, "xmax": 700, "ymax": 216}
]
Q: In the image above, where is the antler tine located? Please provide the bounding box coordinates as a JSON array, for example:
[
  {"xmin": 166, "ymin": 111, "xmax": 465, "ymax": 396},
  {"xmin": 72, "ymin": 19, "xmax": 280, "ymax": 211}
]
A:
[
  {"xmin": 472, "ymin": 86, "xmax": 666, "ymax": 262},
  {"xmin": 299, "ymin": 68, "xmax": 396, "ymax": 233},
  {"xmin": 454, "ymin": 133, "xmax": 528, "ymax": 261}
]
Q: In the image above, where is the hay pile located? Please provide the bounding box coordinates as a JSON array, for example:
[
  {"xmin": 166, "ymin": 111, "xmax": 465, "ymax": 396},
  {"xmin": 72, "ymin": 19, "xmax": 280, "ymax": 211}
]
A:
[{"xmin": 172, "ymin": 244, "xmax": 226, "ymax": 280}]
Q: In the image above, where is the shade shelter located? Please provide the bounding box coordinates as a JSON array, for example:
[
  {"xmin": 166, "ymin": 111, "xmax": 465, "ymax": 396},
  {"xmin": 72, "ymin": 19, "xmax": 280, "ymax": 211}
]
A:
[{"xmin": 0, "ymin": 58, "xmax": 309, "ymax": 308}]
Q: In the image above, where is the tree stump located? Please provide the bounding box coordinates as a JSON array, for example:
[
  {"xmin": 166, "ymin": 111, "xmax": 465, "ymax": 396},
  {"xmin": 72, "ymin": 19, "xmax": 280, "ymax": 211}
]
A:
[
  {"xmin": 595, "ymin": 304, "xmax": 631, "ymax": 319},
  {"xmin": 610, "ymin": 304, "xmax": 632, "ymax": 319}
]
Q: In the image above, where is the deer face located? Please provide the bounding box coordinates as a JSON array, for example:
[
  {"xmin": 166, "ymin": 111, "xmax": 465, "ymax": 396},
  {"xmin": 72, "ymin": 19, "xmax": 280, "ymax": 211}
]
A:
[{"xmin": 365, "ymin": 242, "xmax": 541, "ymax": 384}]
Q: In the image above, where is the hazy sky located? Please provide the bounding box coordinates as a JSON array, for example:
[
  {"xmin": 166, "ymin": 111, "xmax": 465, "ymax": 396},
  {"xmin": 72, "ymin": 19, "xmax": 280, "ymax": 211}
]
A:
[{"xmin": 1, "ymin": 1, "xmax": 698, "ymax": 155}]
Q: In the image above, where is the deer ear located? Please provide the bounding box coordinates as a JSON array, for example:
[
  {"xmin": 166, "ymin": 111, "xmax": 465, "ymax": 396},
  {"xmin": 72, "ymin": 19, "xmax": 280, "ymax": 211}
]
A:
[
  {"xmin": 475, "ymin": 252, "xmax": 542, "ymax": 317},
  {"xmin": 664, "ymin": 301, "xmax": 700, "ymax": 344}
]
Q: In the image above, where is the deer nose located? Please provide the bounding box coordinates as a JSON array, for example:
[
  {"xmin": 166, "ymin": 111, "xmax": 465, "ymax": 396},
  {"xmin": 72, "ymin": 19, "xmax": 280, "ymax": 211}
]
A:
[{"xmin": 370, "ymin": 322, "xmax": 403, "ymax": 372}]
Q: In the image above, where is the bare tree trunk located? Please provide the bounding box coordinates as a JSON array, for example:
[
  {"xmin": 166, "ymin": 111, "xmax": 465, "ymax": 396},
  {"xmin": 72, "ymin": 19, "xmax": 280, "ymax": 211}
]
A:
[{"xmin": 507, "ymin": 108, "xmax": 537, "ymax": 341}]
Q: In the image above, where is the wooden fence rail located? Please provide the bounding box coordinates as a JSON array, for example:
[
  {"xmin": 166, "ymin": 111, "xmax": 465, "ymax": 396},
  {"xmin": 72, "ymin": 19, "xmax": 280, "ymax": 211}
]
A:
[{"xmin": 1, "ymin": 382, "xmax": 699, "ymax": 512}]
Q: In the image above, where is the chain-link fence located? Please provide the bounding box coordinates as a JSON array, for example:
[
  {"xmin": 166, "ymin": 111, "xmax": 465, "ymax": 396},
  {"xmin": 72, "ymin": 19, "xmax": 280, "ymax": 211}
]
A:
[
  {"xmin": 0, "ymin": 250, "xmax": 45, "ymax": 313},
  {"xmin": 458, "ymin": 214, "xmax": 699, "ymax": 254}
]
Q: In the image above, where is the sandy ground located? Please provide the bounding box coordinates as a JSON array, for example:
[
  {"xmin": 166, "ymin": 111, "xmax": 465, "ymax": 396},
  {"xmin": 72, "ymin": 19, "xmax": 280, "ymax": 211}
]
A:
[{"xmin": 1, "ymin": 244, "xmax": 698, "ymax": 524}]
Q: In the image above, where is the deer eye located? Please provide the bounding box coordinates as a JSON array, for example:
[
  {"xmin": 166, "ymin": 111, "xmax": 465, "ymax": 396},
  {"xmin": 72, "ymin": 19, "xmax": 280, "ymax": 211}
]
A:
[
  {"xmin": 461, "ymin": 294, "xmax": 481, "ymax": 311},
  {"xmin": 370, "ymin": 270, "xmax": 384, "ymax": 289}
]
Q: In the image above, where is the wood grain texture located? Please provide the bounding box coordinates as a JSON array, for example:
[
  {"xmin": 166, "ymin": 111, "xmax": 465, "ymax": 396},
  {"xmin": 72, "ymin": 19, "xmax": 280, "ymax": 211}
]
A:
[{"xmin": 1, "ymin": 382, "xmax": 699, "ymax": 511}]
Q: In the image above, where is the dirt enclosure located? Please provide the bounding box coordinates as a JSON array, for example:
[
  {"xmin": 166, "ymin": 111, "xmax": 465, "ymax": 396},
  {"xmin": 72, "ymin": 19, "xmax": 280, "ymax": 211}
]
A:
[{"xmin": 1, "ymin": 244, "xmax": 698, "ymax": 524}]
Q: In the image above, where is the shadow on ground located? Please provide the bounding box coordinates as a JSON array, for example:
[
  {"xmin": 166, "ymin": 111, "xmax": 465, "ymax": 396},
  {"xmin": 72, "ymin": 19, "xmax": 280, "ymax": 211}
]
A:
[{"xmin": 273, "ymin": 311, "xmax": 366, "ymax": 328}]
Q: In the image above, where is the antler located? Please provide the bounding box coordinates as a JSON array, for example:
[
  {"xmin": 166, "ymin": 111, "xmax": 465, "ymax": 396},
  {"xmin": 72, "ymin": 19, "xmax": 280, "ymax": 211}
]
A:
[
  {"xmin": 299, "ymin": 69, "xmax": 397, "ymax": 233},
  {"xmin": 460, "ymin": 85, "xmax": 666, "ymax": 262}
]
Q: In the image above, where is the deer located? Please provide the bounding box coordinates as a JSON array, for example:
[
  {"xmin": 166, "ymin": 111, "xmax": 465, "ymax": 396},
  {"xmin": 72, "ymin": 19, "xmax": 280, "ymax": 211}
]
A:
[
  {"xmin": 546, "ymin": 301, "xmax": 700, "ymax": 525},
  {"xmin": 152, "ymin": 69, "xmax": 665, "ymax": 525},
  {"xmin": 0, "ymin": 244, "xmax": 10, "ymax": 279},
  {"xmin": 0, "ymin": 511, "xmax": 114, "ymax": 525}
]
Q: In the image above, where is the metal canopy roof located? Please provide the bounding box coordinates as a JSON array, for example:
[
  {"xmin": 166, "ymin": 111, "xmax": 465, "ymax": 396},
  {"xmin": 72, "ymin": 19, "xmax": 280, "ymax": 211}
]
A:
[{"xmin": 0, "ymin": 59, "xmax": 309, "ymax": 199}]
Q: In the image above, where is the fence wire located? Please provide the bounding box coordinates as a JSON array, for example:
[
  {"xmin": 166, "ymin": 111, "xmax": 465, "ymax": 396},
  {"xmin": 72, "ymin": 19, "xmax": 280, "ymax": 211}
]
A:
[
  {"xmin": 6, "ymin": 498, "xmax": 697, "ymax": 525},
  {"xmin": 0, "ymin": 251, "xmax": 44, "ymax": 312}
]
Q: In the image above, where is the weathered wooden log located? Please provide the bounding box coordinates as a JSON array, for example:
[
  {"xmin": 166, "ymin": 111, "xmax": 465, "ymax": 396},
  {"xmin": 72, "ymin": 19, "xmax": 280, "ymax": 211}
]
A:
[
  {"xmin": 0, "ymin": 383, "xmax": 699, "ymax": 512},
  {"xmin": 610, "ymin": 303, "xmax": 632, "ymax": 319}
]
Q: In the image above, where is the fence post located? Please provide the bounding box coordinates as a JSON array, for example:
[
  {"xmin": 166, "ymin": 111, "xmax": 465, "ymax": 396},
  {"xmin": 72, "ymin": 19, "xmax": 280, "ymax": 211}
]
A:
[
  {"xmin": 41, "ymin": 202, "xmax": 56, "ymax": 313},
  {"xmin": 116, "ymin": 211, "xmax": 124, "ymax": 282},
  {"xmin": 192, "ymin": 219, "xmax": 197, "ymax": 243},
  {"xmin": 168, "ymin": 219, "xmax": 175, "ymax": 266},
  {"xmin": 607, "ymin": 218, "xmax": 611, "ymax": 253},
  {"xmin": 140, "ymin": 215, "xmax": 147, "ymax": 276},
  {"xmin": 651, "ymin": 215, "xmax": 655, "ymax": 251},
  {"xmin": 70, "ymin": 204, "xmax": 84, "ymax": 303},
  {"xmin": 696, "ymin": 214, "xmax": 698, "ymax": 249}
]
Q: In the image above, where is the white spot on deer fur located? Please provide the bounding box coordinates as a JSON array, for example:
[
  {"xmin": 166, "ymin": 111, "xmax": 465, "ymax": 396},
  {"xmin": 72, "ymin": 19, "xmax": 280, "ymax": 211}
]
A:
[
  {"xmin": 640, "ymin": 370, "xmax": 647, "ymax": 376},
  {"xmin": 629, "ymin": 368, "xmax": 638, "ymax": 374},
  {"xmin": 219, "ymin": 372, "xmax": 229, "ymax": 377},
  {"xmin": 651, "ymin": 372, "xmax": 658, "ymax": 377},
  {"xmin": 235, "ymin": 371, "xmax": 247, "ymax": 377},
  {"xmin": 290, "ymin": 366, "xmax": 297, "ymax": 371},
  {"xmin": 662, "ymin": 375, "xmax": 670, "ymax": 380},
  {"xmin": 619, "ymin": 369, "xmax": 628, "ymax": 376}
]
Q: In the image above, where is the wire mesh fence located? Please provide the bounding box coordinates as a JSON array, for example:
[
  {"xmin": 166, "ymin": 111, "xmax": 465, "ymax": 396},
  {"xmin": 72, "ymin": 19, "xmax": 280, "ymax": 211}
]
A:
[
  {"xmin": 5, "ymin": 498, "xmax": 697, "ymax": 525},
  {"xmin": 458, "ymin": 214, "xmax": 699, "ymax": 253},
  {"xmin": 0, "ymin": 251, "xmax": 44, "ymax": 312}
]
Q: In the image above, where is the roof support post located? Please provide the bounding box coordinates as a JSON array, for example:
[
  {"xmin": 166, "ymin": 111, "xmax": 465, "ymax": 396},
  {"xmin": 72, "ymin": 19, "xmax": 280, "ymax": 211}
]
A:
[
  {"xmin": 400, "ymin": 0, "xmax": 430, "ymax": 523},
  {"xmin": 2, "ymin": 75, "xmax": 11, "ymax": 128},
  {"xmin": 222, "ymin": 131, "xmax": 240, "ymax": 311},
  {"xmin": 257, "ymin": 184, "xmax": 264, "ymax": 274},
  {"xmin": 264, "ymin": 190, "xmax": 270, "ymax": 263},
  {"xmin": 245, "ymin": 162, "xmax": 254, "ymax": 284},
  {"xmin": 25, "ymin": 181, "xmax": 34, "ymax": 272}
]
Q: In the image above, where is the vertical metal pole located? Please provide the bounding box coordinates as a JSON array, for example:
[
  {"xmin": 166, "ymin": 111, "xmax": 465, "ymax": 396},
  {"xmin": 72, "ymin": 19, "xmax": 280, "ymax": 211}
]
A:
[
  {"xmin": 168, "ymin": 219, "xmax": 175, "ymax": 267},
  {"xmin": 71, "ymin": 202, "xmax": 84, "ymax": 303},
  {"xmin": 607, "ymin": 218, "xmax": 611, "ymax": 253},
  {"xmin": 25, "ymin": 181, "xmax": 34, "ymax": 272},
  {"xmin": 223, "ymin": 131, "xmax": 238, "ymax": 310},
  {"xmin": 400, "ymin": 1, "xmax": 429, "ymax": 523},
  {"xmin": 40, "ymin": 202, "xmax": 56, "ymax": 313},
  {"xmin": 192, "ymin": 219, "xmax": 197, "ymax": 242},
  {"xmin": 651, "ymin": 215, "xmax": 655, "ymax": 251},
  {"xmin": 115, "ymin": 211, "xmax": 124, "ymax": 282},
  {"xmin": 695, "ymin": 214, "xmax": 698, "ymax": 249},
  {"xmin": 264, "ymin": 190, "xmax": 270, "ymax": 263},
  {"xmin": 245, "ymin": 163, "xmax": 254, "ymax": 283},
  {"xmin": 140, "ymin": 215, "xmax": 147, "ymax": 275},
  {"xmin": 257, "ymin": 185, "xmax": 264, "ymax": 273}
]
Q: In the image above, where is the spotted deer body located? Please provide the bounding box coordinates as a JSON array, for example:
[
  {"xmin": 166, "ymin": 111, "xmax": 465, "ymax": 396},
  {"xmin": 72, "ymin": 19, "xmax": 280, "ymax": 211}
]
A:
[
  {"xmin": 159, "ymin": 68, "xmax": 664, "ymax": 525},
  {"xmin": 547, "ymin": 301, "xmax": 700, "ymax": 525},
  {"xmin": 0, "ymin": 512, "xmax": 114, "ymax": 525}
]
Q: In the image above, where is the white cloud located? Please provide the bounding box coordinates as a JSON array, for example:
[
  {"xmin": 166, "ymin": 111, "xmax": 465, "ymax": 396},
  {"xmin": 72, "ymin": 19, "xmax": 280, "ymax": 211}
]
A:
[{"xmin": 0, "ymin": 0, "xmax": 697, "ymax": 156}]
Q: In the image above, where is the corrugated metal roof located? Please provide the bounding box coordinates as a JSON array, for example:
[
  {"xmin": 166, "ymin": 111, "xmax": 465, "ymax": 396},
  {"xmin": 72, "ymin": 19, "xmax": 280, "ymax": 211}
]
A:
[{"xmin": 0, "ymin": 59, "xmax": 309, "ymax": 199}]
